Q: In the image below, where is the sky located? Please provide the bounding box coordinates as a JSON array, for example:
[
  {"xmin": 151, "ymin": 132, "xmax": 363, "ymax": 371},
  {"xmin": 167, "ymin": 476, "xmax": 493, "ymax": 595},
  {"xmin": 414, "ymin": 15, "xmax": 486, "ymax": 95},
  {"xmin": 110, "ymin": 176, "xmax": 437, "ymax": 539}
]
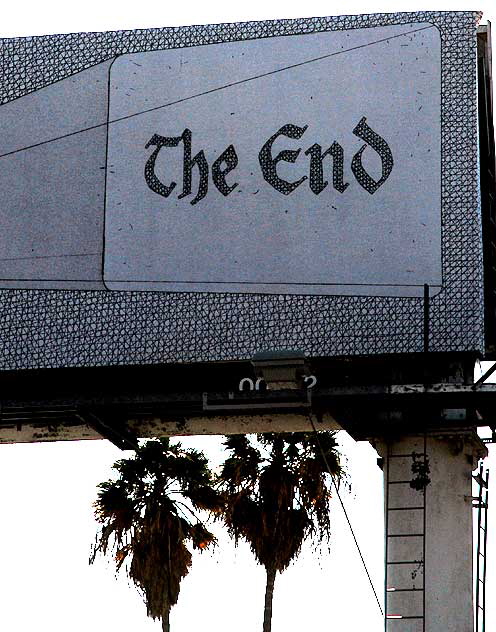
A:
[{"xmin": 0, "ymin": 1, "xmax": 495, "ymax": 631}]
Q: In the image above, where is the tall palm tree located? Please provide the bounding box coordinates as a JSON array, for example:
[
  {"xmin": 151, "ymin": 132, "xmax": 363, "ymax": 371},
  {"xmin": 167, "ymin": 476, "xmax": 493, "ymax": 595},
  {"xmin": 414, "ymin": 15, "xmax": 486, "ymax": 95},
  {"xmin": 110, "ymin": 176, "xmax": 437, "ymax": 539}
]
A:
[
  {"xmin": 217, "ymin": 431, "xmax": 342, "ymax": 632},
  {"xmin": 90, "ymin": 438, "xmax": 223, "ymax": 632}
]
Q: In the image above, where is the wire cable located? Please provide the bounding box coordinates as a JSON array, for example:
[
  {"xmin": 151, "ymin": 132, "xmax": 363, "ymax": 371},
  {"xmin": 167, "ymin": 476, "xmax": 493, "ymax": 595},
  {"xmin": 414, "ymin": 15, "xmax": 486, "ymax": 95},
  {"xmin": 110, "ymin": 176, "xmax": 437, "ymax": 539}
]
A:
[
  {"xmin": 0, "ymin": 25, "xmax": 433, "ymax": 161},
  {"xmin": 308, "ymin": 415, "xmax": 384, "ymax": 617}
]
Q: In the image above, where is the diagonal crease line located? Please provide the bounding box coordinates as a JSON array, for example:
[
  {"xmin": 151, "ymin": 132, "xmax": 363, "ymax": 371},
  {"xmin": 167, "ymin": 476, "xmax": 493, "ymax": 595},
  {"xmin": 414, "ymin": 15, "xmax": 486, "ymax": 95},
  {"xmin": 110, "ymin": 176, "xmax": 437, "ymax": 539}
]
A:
[{"xmin": 0, "ymin": 25, "xmax": 433, "ymax": 160}]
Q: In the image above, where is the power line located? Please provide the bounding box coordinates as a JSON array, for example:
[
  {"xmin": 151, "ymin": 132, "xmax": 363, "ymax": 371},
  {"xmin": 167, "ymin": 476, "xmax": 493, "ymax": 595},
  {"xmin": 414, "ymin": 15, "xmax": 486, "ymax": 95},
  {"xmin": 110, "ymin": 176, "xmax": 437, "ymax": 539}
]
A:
[{"xmin": 308, "ymin": 415, "xmax": 384, "ymax": 617}]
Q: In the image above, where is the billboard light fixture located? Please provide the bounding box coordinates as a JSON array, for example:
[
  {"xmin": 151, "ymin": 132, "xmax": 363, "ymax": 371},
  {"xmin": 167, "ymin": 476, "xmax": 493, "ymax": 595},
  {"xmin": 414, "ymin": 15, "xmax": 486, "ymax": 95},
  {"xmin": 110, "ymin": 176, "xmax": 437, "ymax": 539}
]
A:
[{"xmin": 251, "ymin": 350, "xmax": 307, "ymax": 391}]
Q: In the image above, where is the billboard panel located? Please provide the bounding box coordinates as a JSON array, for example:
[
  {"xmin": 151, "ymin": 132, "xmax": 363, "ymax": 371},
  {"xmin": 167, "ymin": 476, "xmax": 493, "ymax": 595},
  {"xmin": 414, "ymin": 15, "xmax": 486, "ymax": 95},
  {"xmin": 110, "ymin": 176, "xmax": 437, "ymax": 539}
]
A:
[
  {"xmin": 0, "ymin": 12, "xmax": 485, "ymax": 369},
  {"xmin": 104, "ymin": 27, "xmax": 441, "ymax": 296}
]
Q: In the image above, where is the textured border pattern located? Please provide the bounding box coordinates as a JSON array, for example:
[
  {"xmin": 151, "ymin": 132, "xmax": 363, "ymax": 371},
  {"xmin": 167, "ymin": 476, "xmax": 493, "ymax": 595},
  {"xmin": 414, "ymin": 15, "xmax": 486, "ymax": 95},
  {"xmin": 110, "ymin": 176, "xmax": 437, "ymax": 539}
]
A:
[{"xmin": 0, "ymin": 12, "xmax": 484, "ymax": 369}]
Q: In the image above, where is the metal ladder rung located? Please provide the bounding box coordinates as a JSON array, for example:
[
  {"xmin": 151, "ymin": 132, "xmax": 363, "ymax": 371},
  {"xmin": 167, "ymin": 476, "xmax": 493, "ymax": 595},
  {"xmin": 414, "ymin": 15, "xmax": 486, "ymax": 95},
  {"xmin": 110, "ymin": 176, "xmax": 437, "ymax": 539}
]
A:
[
  {"xmin": 387, "ymin": 588, "xmax": 424, "ymax": 592},
  {"xmin": 386, "ymin": 615, "xmax": 424, "ymax": 620},
  {"xmin": 388, "ymin": 533, "xmax": 424, "ymax": 538},
  {"xmin": 387, "ymin": 560, "xmax": 424, "ymax": 565},
  {"xmin": 388, "ymin": 506, "xmax": 425, "ymax": 511}
]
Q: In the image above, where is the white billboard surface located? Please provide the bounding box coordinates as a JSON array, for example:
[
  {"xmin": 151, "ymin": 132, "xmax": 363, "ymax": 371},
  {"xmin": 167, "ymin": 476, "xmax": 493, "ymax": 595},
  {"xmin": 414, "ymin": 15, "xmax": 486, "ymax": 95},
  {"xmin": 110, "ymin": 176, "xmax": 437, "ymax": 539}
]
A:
[
  {"xmin": 104, "ymin": 24, "xmax": 441, "ymax": 296},
  {"xmin": 0, "ymin": 12, "xmax": 484, "ymax": 368}
]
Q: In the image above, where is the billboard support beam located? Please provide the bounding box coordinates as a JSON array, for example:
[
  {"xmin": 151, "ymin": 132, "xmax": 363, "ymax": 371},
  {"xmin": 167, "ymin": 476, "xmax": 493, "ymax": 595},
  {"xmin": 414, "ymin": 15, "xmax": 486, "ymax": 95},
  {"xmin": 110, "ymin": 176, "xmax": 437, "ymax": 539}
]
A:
[
  {"xmin": 375, "ymin": 430, "xmax": 487, "ymax": 631},
  {"xmin": 77, "ymin": 409, "xmax": 139, "ymax": 451}
]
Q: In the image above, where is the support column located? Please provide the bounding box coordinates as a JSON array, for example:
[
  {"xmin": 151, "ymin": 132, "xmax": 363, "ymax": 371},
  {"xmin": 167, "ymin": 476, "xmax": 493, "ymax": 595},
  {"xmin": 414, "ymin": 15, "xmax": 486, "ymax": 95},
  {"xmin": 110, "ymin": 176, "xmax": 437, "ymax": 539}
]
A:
[{"xmin": 374, "ymin": 431, "xmax": 487, "ymax": 632}]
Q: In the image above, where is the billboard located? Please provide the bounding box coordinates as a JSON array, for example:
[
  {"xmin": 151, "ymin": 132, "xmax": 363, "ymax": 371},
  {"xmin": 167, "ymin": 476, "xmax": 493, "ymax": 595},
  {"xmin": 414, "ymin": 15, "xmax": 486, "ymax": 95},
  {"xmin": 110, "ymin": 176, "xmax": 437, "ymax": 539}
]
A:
[{"xmin": 0, "ymin": 12, "xmax": 485, "ymax": 369}]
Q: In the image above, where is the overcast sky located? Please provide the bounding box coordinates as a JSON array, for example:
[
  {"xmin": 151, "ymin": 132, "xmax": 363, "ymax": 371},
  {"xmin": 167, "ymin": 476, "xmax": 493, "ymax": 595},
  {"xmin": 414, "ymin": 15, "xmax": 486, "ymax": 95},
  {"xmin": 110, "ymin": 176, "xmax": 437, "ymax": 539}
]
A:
[{"xmin": 0, "ymin": 1, "xmax": 495, "ymax": 631}]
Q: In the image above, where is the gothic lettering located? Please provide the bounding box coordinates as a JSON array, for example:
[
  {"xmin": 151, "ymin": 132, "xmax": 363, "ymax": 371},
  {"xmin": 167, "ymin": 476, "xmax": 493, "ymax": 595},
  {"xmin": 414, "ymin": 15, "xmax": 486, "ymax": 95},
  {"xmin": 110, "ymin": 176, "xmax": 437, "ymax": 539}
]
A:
[
  {"xmin": 351, "ymin": 117, "xmax": 394, "ymax": 194},
  {"xmin": 258, "ymin": 124, "xmax": 308, "ymax": 195},
  {"xmin": 304, "ymin": 141, "xmax": 349, "ymax": 194},
  {"xmin": 144, "ymin": 119, "xmax": 394, "ymax": 204},
  {"xmin": 144, "ymin": 133, "xmax": 183, "ymax": 198},
  {"xmin": 177, "ymin": 129, "xmax": 209, "ymax": 206},
  {"xmin": 212, "ymin": 144, "xmax": 239, "ymax": 196}
]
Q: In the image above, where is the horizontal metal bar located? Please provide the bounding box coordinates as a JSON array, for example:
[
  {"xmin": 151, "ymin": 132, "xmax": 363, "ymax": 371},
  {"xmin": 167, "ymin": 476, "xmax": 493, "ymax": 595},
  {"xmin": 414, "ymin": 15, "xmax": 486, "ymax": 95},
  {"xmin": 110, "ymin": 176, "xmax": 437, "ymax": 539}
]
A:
[
  {"xmin": 386, "ymin": 588, "xmax": 424, "ymax": 592},
  {"xmin": 202, "ymin": 391, "xmax": 311, "ymax": 411},
  {"xmin": 388, "ymin": 533, "xmax": 424, "ymax": 538},
  {"xmin": 388, "ymin": 507, "xmax": 425, "ymax": 511},
  {"xmin": 1, "ymin": 382, "xmax": 496, "ymax": 433},
  {"xmin": 201, "ymin": 401, "xmax": 311, "ymax": 411},
  {"xmin": 387, "ymin": 561, "xmax": 423, "ymax": 565}
]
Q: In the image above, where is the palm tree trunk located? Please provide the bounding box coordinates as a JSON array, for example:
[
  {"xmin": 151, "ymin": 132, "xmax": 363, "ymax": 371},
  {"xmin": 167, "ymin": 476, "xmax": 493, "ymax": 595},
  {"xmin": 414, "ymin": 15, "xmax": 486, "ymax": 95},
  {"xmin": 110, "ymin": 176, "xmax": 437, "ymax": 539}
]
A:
[
  {"xmin": 162, "ymin": 609, "xmax": 170, "ymax": 632},
  {"xmin": 263, "ymin": 566, "xmax": 277, "ymax": 632}
]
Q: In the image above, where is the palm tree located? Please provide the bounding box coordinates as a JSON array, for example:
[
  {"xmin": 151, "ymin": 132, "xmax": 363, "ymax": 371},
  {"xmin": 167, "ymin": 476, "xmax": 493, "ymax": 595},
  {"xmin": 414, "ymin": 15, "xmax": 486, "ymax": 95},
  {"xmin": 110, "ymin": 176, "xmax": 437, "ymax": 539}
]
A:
[
  {"xmin": 90, "ymin": 438, "xmax": 223, "ymax": 632},
  {"xmin": 217, "ymin": 431, "xmax": 343, "ymax": 632}
]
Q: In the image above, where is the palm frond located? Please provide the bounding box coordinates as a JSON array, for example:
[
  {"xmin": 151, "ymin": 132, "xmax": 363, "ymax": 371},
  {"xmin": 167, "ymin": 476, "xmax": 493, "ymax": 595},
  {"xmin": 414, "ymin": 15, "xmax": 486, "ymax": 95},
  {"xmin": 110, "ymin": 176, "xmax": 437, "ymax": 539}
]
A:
[
  {"xmin": 90, "ymin": 439, "xmax": 219, "ymax": 629},
  {"xmin": 218, "ymin": 431, "xmax": 343, "ymax": 573}
]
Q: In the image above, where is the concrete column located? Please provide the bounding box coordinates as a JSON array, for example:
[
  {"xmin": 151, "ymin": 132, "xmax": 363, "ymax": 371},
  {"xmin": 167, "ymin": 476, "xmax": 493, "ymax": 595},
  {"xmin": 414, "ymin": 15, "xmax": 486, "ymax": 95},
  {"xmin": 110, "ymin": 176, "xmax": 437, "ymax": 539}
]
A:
[{"xmin": 374, "ymin": 431, "xmax": 487, "ymax": 632}]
